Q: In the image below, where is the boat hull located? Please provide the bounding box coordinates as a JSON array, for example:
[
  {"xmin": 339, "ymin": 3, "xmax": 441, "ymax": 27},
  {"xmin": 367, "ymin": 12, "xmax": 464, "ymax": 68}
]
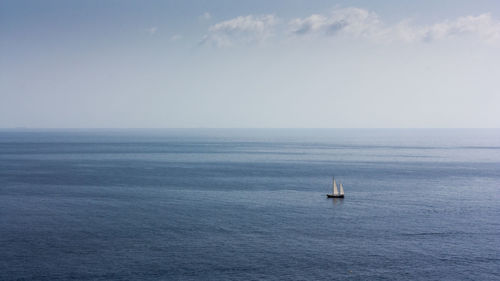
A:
[{"xmin": 327, "ymin": 194, "xmax": 344, "ymax": 198}]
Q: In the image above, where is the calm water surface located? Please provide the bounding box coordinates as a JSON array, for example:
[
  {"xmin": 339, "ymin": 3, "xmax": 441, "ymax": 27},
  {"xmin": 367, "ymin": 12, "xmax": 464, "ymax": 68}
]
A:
[{"xmin": 0, "ymin": 129, "xmax": 499, "ymax": 280}]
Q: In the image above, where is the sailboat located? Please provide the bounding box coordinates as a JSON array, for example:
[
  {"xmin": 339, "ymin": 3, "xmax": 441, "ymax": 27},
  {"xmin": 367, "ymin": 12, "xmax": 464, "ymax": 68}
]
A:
[{"xmin": 327, "ymin": 177, "xmax": 345, "ymax": 198}]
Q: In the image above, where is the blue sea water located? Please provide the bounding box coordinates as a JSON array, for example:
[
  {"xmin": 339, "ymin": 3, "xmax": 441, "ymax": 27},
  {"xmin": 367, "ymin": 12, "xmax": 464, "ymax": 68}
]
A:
[{"xmin": 0, "ymin": 129, "xmax": 499, "ymax": 280}]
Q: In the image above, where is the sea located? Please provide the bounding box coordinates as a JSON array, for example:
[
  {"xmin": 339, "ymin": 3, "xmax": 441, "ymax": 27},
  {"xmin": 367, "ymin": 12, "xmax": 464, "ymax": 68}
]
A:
[{"xmin": 0, "ymin": 129, "xmax": 499, "ymax": 280}]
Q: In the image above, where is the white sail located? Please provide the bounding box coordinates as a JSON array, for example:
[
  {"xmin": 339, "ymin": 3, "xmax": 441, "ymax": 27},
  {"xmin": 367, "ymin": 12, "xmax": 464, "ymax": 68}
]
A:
[
  {"xmin": 332, "ymin": 178, "xmax": 339, "ymax": 195},
  {"xmin": 339, "ymin": 183, "xmax": 344, "ymax": 195}
]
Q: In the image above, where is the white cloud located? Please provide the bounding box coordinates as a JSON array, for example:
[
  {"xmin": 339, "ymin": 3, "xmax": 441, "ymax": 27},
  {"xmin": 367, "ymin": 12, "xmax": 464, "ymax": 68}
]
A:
[
  {"xmin": 201, "ymin": 8, "xmax": 500, "ymax": 47},
  {"xmin": 422, "ymin": 13, "xmax": 500, "ymax": 42},
  {"xmin": 289, "ymin": 8, "xmax": 500, "ymax": 44},
  {"xmin": 289, "ymin": 8, "xmax": 381, "ymax": 38},
  {"xmin": 170, "ymin": 34, "xmax": 182, "ymax": 41},
  {"xmin": 200, "ymin": 12, "xmax": 211, "ymax": 20},
  {"xmin": 147, "ymin": 26, "xmax": 158, "ymax": 35},
  {"xmin": 202, "ymin": 14, "xmax": 277, "ymax": 47}
]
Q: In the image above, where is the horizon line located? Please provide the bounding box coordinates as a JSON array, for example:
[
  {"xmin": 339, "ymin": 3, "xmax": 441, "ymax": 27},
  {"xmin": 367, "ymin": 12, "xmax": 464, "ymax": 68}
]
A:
[{"xmin": 1, "ymin": 127, "xmax": 499, "ymax": 130}]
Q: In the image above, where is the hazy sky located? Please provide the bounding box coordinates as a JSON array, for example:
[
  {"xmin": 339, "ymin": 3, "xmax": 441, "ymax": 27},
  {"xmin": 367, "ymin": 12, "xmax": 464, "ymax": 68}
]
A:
[{"xmin": 1, "ymin": 0, "xmax": 499, "ymax": 128}]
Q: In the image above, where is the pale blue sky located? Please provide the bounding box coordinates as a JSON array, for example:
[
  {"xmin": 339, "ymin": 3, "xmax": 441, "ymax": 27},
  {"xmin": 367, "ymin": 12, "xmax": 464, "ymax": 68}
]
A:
[{"xmin": 1, "ymin": 0, "xmax": 499, "ymax": 128}]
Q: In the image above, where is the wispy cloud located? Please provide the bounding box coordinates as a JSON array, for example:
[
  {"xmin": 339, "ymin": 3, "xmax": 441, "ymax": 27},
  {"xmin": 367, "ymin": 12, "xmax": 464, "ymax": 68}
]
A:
[
  {"xmin": 170, "ymin": 34, "xmax": 182, "ymax": 41},
  {"xmin": 420, "ymin": 13, "xmax": 500, "ymax": 43},
  {"xmin": 147, "ymin": 26, "xmax": 158, "ymax": 35},
  {"xmin": 200, "ymin": 12, "xmax": 211, "ymax": 21},
  {"xmin": 289, "ymin": 8, "xmax": 500, "ymax": 43},
  {"xmin": 201, "ymin": 8, "xmax": 500, "ymax": 47},
  {"xmin": 289, "ymin": 8, "xmax": 381, "ymax": 38},
  {"xmin": 201, "ymin": 14, "xmax": 277, "ymax": 47}
]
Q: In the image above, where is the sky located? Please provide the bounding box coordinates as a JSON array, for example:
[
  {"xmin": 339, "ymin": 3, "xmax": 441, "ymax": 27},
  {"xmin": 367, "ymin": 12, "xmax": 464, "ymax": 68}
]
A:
[{"xmin": 1, "ymin": 0, "xmax": 500, "ymax": 128}]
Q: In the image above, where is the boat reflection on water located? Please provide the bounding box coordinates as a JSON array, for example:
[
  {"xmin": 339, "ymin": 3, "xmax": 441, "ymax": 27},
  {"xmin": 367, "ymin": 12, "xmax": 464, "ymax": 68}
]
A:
[{"xmin": 331, "ymin": 197, "xmax": 344, "ymax": 205}]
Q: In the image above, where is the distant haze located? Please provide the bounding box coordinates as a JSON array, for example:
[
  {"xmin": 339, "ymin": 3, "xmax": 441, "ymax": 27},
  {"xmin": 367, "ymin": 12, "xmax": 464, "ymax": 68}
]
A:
[{"xmin": 1, "ymin": 0, "xmax": 499, "ymax": 128}]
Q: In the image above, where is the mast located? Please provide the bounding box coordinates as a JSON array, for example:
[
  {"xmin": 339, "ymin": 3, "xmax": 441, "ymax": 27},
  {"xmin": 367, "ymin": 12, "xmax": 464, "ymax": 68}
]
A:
[
  {"xmin": 332, "ymin": 177, "xmax": 339, "ymax": 195},
  {"xmin": 339, "ymin": 183, "xmax": 344, "ymax": 196}
]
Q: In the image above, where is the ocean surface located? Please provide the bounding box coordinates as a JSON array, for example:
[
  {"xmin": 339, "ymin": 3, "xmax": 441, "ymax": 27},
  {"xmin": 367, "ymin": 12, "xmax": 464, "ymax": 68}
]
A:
[{"xmin": 0, "ymin": 129, "xmax": 499, "ymax": 280}]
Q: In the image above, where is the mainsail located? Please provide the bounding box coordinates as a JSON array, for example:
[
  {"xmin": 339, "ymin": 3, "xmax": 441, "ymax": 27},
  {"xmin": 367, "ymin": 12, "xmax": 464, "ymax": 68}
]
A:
[
  {"xmin": 332, "ymin": 178, "xmax": 339, "ymax": 195},
  {"xmin": 339, "ymin": 183, "xmax": 344, "ymax": 196}
]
